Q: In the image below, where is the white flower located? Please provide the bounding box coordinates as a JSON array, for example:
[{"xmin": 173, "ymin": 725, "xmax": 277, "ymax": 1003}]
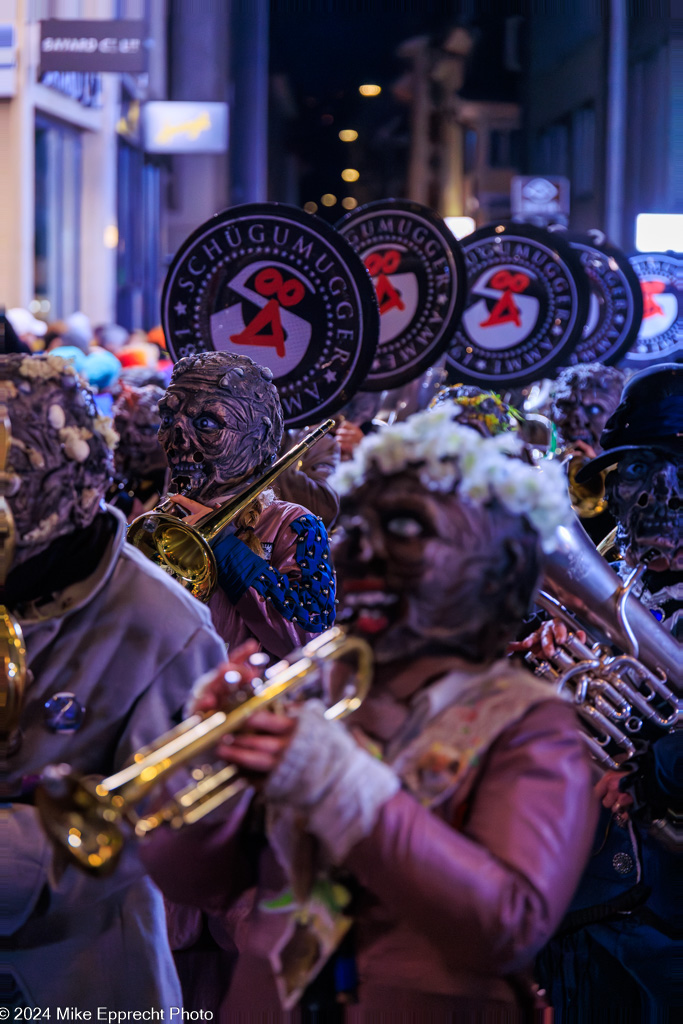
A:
[{"xmin": 329, "ymin": 406, "xmax": 572, "ymax": 549}]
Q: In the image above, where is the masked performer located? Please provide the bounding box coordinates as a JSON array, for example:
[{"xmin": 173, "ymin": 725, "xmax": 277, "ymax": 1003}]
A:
[
  {"xmin": 156, "ymin": 352, "xmax": 335, "ymax": 658},
  {"xmin": 522, "ymin": 363, "xmax": 682, "ymax": 1020},
  {"xmin": 108, "ymin": 382, "xmax": 168, "ymax": 521},
  {"xmin": 146, "ymin": 407, "xmax": 597, "ymax": 1020},
  {"xmin": 549, "ymin": 362, "xmax": 625, "ymax": 541},
  {"xmin": 0, "ymin": 354, "xmax": 226, "ymax": 1010},
  {"xmin": 275, "ymin": 424, "xmax": 341, "ymax": 530}
]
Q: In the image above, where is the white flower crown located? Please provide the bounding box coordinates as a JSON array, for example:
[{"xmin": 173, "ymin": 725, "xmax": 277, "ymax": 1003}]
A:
[{"xmin": 329, "ymin": 406, "xmax": 571, "ymax": 552}]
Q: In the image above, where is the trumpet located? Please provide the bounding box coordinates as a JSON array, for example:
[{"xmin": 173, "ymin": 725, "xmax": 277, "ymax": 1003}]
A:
[
  {"xmin": 127, "ymin": 418, "xmax": 335, "ymax": 602},
  {"xmin": 35, "ymin": 627, "xmax": 372, "ymax": 875}
]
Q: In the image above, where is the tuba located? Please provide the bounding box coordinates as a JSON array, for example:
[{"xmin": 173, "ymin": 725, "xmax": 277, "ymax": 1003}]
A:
[
  {"xmin": 36, "ymin": 626, "xmax": 372, "ymax": 875},
  {"xmin": 127, "ymin": 418, "xmax": 335, "ymax": 602},
  {"xmin": 525, "ymin": 517, "xmax": 681, "ymax": 769}
]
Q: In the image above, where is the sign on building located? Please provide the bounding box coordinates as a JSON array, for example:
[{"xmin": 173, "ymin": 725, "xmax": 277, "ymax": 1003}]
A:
[
  {"xmin": 511, "ymin": 176, "xmax": 570, "ymax": 225},
  {"xmin": 0, "ymin": 22, "xmax": 17, "ymax": 97},
  {"xmin": 143, "ymin": 102, "xmax": 229, "ymax": 154},
  {"xmin": 40, "ymin": 20, "xmax": 147, "ymax": 74}
]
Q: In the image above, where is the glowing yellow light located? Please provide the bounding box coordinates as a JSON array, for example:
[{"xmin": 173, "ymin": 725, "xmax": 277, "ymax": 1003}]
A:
[
  {"xmin": 359, "ymin": 84, "xmax": 381, "ymax": 97},
  {"xmin": 342, "ymin": 197, "xmax": 358, "ymax": 210},
  {"xmin": 104, "ymin": 224, "xmax": 119, "ymax": 249},
  {"xmin": 341, "ymin": 168, "xmax": 359, "ymax": 182},
  {"xmin": 339, "ymin": 129, "xmax": 358, "ymax": 142},
  {"xmin": 494, "ymin": 224, "xmax": 505, "ymax": 234},
  {"xmin": 303, "ymin": 201, "xmax": 318, "ymax": 214},
  {"xmin": 321, "ymin": 194, "xmax": 337, "ymax": 207}
]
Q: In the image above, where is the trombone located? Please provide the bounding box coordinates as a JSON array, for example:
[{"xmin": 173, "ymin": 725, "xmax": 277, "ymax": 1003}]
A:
[
  {"xmin": 36, "ymin": 627, "xmax": 372, "ymax": 875},
  {"xmin": 127, "ymin": 418, "xmax": 335, "ymax": 602}
]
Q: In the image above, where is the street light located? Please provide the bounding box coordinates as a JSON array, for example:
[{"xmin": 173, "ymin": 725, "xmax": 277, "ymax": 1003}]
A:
[
  {"xmin": 339, "ymin": 129, "xmax": 358, "ymax": 142},
  {"xmin": 341, "ymin": 168, "xmax": 359, "ymax": 182},
  {"xmin": 359, "ymin": 84, "xmax": 381, "ymax": 97}
]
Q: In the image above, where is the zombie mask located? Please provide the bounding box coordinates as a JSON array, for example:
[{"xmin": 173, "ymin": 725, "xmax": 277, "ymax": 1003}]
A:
[
  {"xmin": 158, "ymin": 352, "xmax": 284, "ymax": 501},
  {"xmin": 329, "ymin": 407, "xmax": 571, "ymax": 662},
  {"xmin": 332, "ymin": 473, "xmax": 542, "ymax": 662},
  {"xmin": 112, "ymin": 384, "xmax": 166, "ymax": 481},
  {"xmin": 0, "ymin": 354, "xmax": 117, "ymax": 568},
  {"xmin": 606, "ymin": 449, "xmax": 683, "ymax": 572},
  {"xmin": 551, "ymin": 363, "xmax": 624, "ymax": 452}
]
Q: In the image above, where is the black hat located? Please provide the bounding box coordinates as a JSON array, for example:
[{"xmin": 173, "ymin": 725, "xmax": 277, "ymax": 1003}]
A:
[{"xmin": 575, "ymin": 362, "xmax": 683, "ymax": 482}]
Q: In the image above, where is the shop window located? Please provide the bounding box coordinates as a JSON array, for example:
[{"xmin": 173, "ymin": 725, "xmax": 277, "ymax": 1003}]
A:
[{"xmin": 34, "ymin": 118, "xmax": 82, "ymax": 319}]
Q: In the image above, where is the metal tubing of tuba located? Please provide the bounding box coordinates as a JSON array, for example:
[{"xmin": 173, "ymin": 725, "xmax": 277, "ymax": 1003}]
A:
[
  {"xmin": 526, "ymin": 517, "xmax": 681, "ymax": 769},
  {"xmin": 35, "ymin": 627, "xmax": 372, "ymax": 875},
  {"xmin": 126, "ymin": 418, "xmax": 336, "ymax": 602}
]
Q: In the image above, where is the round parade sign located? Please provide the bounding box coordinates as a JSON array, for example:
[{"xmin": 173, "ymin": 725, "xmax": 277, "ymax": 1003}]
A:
[
  {"xmin": 161, "ymin": 203, "xmax": 380, "ymax": 427},
  {"xmin": 549, "ymin": 228, "xmax": 643, "ymax": 366},
  {"xmin": 621, "ymin": 253, "xmax": 683, "ymax": 369},
  {"xmin": 444, "ymin": 222, "xmax": 590, "ymax": 387},
  {"xmin": 336, "ymin": 199, "xmax": 467, "ymax": 391}
]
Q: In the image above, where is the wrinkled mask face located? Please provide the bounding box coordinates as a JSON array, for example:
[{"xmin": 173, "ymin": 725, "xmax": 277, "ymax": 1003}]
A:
[
  {"xmin": 1, "ymin": 355, "xmax": 114, "ymax": 567},
  {"xmin": 552, "ymin": 383, "xmax": 621, "ymax": 452},
  {"xmin": 331, "ymin": 471, "xmax": 533, "ymax": 660},
  {"xmin": 158, "ymin": 375, "xmax": 274, "ymax": 501},
  {"xmin": 607, "ymin": 450, "xmax": 683, "ymax": 571},
  {"xmin": 113, "ymin": 385, "xmax": 166, "ymax": 479}
]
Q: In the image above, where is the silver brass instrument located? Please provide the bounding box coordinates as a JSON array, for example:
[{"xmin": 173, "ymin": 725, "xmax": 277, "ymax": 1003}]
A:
[
  {"xmin": 526, "ymin": 517, "xmax": 681, "ymax": 769},
  {"xmin": 36, "ymin": 627, "xmax": 372, "ymax": 874},
  {"xmin": 127, "ymin": 418, "xmax": 335, "ymax": 602}
]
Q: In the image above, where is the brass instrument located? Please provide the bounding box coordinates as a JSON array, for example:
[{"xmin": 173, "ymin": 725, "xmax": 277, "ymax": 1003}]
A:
[
  {"xmin": 564, "ymin": 448, "xmax": 608, "ymax": 518},
  {"xmin": 526, "ymin": 517, "xmax": 681, "ymax": 769},
  {"xmin": 36, "ymin": 626, "xmax": 372, "ymax": 875},
  {"xmin": 0, "ymin": 390, "xmax": 27, "ymax": 755},
  {"xmin": 127, "ymin": 418, "xmax": 335, "ymax": 601}
]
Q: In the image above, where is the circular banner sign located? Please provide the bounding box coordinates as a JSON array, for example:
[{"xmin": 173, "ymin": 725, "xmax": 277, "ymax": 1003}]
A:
[
  {"xmin": 621, "ymin": 253, "xmax": 683, "ymax": 369},
  {"xmin": 336, "ymin": 199, "xmax": 467, "ymax": 391},
  {"xmin": 161, "ymin": 203, "xmax": 380, "ymax": 427},
  {"xmin": 444, "ymin": 222, "xmax": 590, "ymax": 386},
  {"xmin": 550, "ymin": 229, "xmax": 643, "ymax": 366}
]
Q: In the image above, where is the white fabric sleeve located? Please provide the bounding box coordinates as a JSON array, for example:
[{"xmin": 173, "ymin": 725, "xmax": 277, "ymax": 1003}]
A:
[{"xmin": 263, "ymin": 701, "xmax": 400, "ymax": 863}]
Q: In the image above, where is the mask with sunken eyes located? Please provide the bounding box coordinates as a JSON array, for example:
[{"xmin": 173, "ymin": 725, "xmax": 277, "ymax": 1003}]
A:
[
  {"xmin": 112, "ymin": 384, "xmax": 167, "ymax": 482},
  {"xmin": 157, "ymin": 352, "xmax": 284, "ymax": 502},
  {"xmin": 606, "ymin": 450, "xmax": 683, "ymax": 572},
  {"xmin": 331, "ymin": 470, "xmax": 541, "ymax": 662},
  {"xmin": 0, "ymin": 354, "xmax": 115, "ymax": 568},
  {"xmin": 551, "ymin": 363, "xmax": 624, "ymax": 452}
]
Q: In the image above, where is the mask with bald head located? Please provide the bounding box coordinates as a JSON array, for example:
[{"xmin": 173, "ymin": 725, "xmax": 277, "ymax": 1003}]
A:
[{"xmin": 158, "ymin": 352, "xmax": 284, "ymax": 501}]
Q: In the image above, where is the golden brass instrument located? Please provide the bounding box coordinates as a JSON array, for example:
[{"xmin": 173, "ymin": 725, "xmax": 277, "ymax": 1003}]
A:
[
  {"xmin": 0, "ymin": 390, "xmax": 27, "ymax": 755},
  {"xmin": 564, "ymin": 449, "xmax": 608, "ymax": 518},
  {"xmin": 36, "ymin": 626, "xmax": 372, "ymax": 875},
  {"xmin": 127, "ymin": 418, "xmax": 335, "ymax": 601},
  {"xmin": 526, "ymin": 518, "xmax": 681, "ymax": 769}
]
